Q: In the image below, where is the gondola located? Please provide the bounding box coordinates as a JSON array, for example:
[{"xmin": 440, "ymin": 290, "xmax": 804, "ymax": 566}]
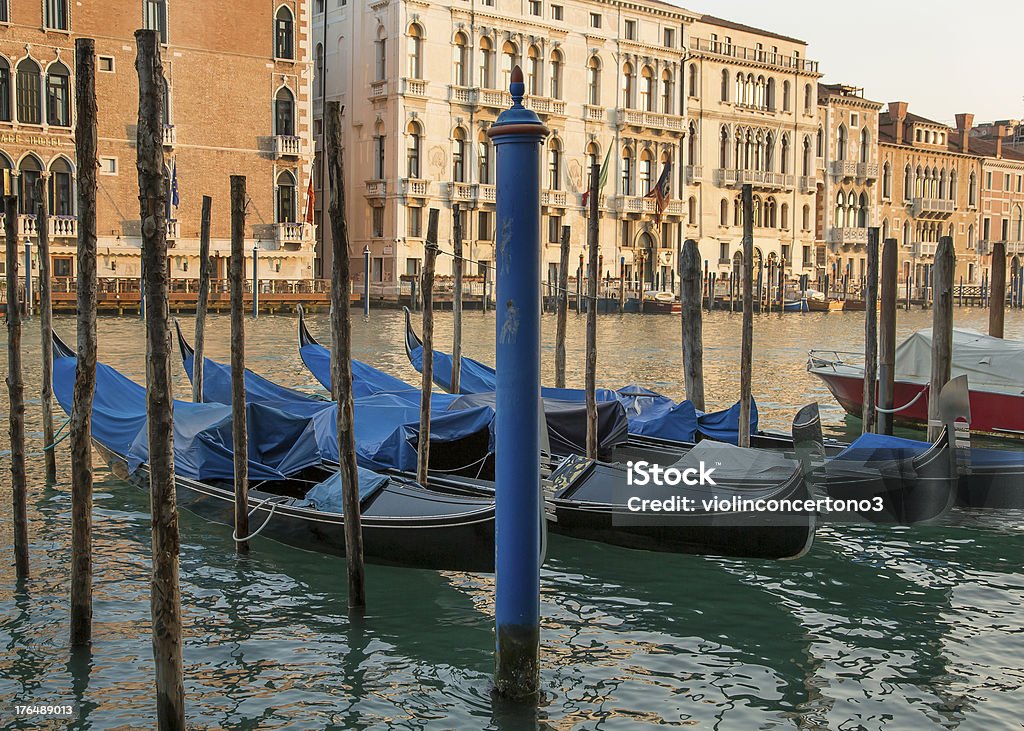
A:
[{"xmin": 52, "ymin": 330, "xmax": 497, "ymax": 572}]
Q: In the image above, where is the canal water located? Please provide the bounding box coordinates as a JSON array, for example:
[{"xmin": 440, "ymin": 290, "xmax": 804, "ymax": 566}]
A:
[{"xmin": 1, "ymin": 307, "xmax": 1022, "ymax": 729}]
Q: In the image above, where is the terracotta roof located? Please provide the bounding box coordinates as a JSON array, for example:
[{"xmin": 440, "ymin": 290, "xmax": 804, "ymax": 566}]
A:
[
  {"xmin": 953, "ymin": 133, "xmax": 1024, "ymax": 162},
  {"xmin": 880, "ymin": 109, "xmax": 949, "ymax": 129},
  {"xmin": 696, "ymin": 14, "xmax": 806, "ymax": 45}
]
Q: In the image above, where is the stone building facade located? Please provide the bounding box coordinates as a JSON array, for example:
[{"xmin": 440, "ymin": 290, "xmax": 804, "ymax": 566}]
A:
[{"xmin": 0, "ymin": 0, "xmax": 315, "ymax": 284}]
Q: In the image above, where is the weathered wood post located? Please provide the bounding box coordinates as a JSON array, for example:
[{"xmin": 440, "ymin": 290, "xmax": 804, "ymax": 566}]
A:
[
  {"xmin": 738, "ymin": 184, "xmax": 754, "ymax": 448},
  {"xmin": 554, "ymin": 225, "xmax": 570, "ymax": 388},
  {"xmin": 136, "ymin": 29, "xmax": 184, "ymax": 728},
  {"xmin": 5, "ymin": 193, "xmax": 29, "ymax": 581},
  {"xmin": 928, "ymin": 236, "xmax": 955, "ymax": 443},
  {"xmin": 618, "ymin": 255, "xmax": 625, "ymax": 312},
  {"xmin": 989, "ymin": 241, "xmax": 1006, "ymax": 338},
  {"xmin": 70, "ymin": 37, "xmax": 99, "ymax": 644},
  {"xmin": 451, "ymin": 203, "xmax": 463, "ymax": 393},
  {"xmin": 229, "ymin": 177, "xmax": 249, "ymax": 554},
  {"xmin": 362, "ymin": 244, "xmax": 370, "ymax": 317},
  {"xmin": 192, "ymin": 195, "xmax": 212, "ymax": 402},
  {"xmin": 325, "ymin": 101, "xmax": 366, "ymax": 611},
  {"xmin": 487, "ymin": 66, "xmax": 547, "ymax": 699},
  {"xmin": 35, "ymin": 178, "xmax": 56, "ymax": 483},
  {"xmin": 680, "ymin": 239, "xmax": 705, "ymax": 411},
  {"xmin": 878, "ymin": 238, "xmax": 898, "ymax": 435},
  {"xmin": 482, "ymin": 263, "xmax": 489, "ymax": 312},
  {"xmin": 418, "ymin": 210, "xmax": 440, "ymax": 485},
  {"xmin": 585, "ymin": 162, "xmax": 599, "ymax": 459},
  {"xmin": 862, "ymin": 227, "xmax": 880, "ymax": 434}
]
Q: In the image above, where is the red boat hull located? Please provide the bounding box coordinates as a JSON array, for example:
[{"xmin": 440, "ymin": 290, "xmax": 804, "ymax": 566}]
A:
[{"xmin": 813, "ymin": 370, "xmax": 1024, "ymax": 438}]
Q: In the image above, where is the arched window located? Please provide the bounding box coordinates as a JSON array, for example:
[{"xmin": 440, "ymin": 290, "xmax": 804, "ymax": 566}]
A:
[
  {"xmin": 44, "ymin": 61, "xmax": 71, "ymax": 127},
  {"xmin": 585, "ymin": 142, "xmax": 599, "ymax": 191},
  {"xmin": 453, "ymin": 32, "xmax": 468, "ymax": 86},
  {"xmin": 837, "ymin": 125, "xmax": 848, "ymax": 161},
  {"xmin": 622, "ymin": 62, "xmax": 634, "ymax": 108},
  {"xmin": 802, "ymin": 204, "xmax": 810, "ymax": 231},
  {"xmin": 720, "ymin": 68, "xmax": 729, "ymax": 102},
  {"xmin": 408, "ymin": 24, "xmax": 423, "ymax": 79},
  {"xmin": 803, "ymin": 83, "xmax": 812, "ymax": 114},
  {"xmin": 688, "ymin": 64, "xmax": 698, "ymax": 97},
  {"xmin": 902, "ymin": 220, "xmax": 910, "ymax": 244},
  {"xmin": 275, "ymin": 6, "xmax": 294, "ymax": 59},
  {"xmin": 549, "ymin": 49, "xmax": 563, "ymax": 100},
  {"xmin": 374, "ymin": 131, "xmax": 386, "ymax": 178},
  {"xmin": 16, "ymin": 58, "xmax": 41, "ymax": 125},
  {"xmin": 548, "ymin": 138, "xmax": 561, "ymax": 190},
  {"xmin": 915, "ymin": 166, "xmax": 923, "ymax": 196},
  {"xmin": 938, "ymin": 169, "xmax": 947, "ymax": 200},
  {"xmin": 479, "ymin": 37, "xmax": 494, "ymax": 88},
  {"xmin": 688, "ymin": 196, "xmax": 697, "ymax": 222},
  {"xmin": 621, "ymin": 147, "xmax": 633, "ymax": 196},
  {"xmin": 501, "ymin": 41, "xmax": 518, "ymax": 88},
  {"xmin": 452, "ymin": 127, "xmax": 466, "ymax": 182},
  {"xmin": 661, "ymin": 69, "xmax": 673, "ymax": 114},
  {"xmin": 835, "ymin": 191, "xmax": 845, "ymax": 225},
  {"xmin": 49, "ymin": 157, "xmax": 74, "ymax": 216},
  {"xmin": 968, "ymin": 172, "xmax": 977, "ymax": 206},
  {"xmin": 734, "ymin": 198, "xmax": 742, "ymax": 227},
  {"xmin": 1014, "ymin": 205, "xmax": 1023, "ymax": 241},
  {"xmin": 720, "ymin": 198, "xmax": 729, "ymax": 226},
  {"xmin": 860, "ymin": 127, "xmax": 870, "ymax": 163},
  {"xmin": 587, "ymin": 56, "xmax": 601, "ymax": 105},
  {"xmin": 719, "ymin": 126, "xmax": 729, "ymax": 169},
  {"xmin": 752, "ymin": 195, "xmax": 762, "ymax": 227},
  {"xmin": 882, "ymin": 218, "xmax": 889, "ymax": 240},
  {"xmin": 780, "ymin": 202, "xmax": 789, "ymax": 229},
  {"xmin": 526, "ymin": 45, "xmax": 541, "ymax": 96},
  {"xmin": 846, "ymin": 192, "xmax": 856, "ymax": 227},
  {"xmin": 765, "ymin": 132, "xmax": 774, "ymax": 171},
  {"xmin": 802, "ymin": 136, "xmax": 811, "ymax": 176},
  {"xmin": 639, "ymin": 149, "xmax": 653, "ymax": 193},
  {"xmin": 275, "ymin": 86, "xmax": 294, "ymax": 136},
  {"xmin": 46, "ymin": 0, "xmax": 69, "ymax": 30},
  {"xmin": 406, "ymin": 121, "xmax": 422, "ymax": 178},
  {"xmin": 949, "ymin": 170, "xmax": 957, "ymax": 202},
  {"xmin": 755, "ymin": 75, "xmax": 765, "ymax": 108},
  {"xmin": 18, "ymin": 155, "xmax": 43, "ymax": 214},
  {"xmin": 815, "ymin": 127, "xmax": 823, "ymax": 157},
  {"xmin": 0, "ymin": 59, "xmax": 9, "ymax": 122},
  {"xmin": 478, "ymin": 131, "xmax": 492, "ymax": 184},
  {"xmin": 858, "ymin": 192, "xmax": 868, "ymax": 227},
  {"xmin": 276, "ymin": 170, "xmax": 296, "ymax": 222},
  {"xmin": 640, "ymin": 66, "xmax": 654, "ymax": 112},
  {"xmin": 688, "ymin": 122, "xmax": 698, "ymax": 165},
  {"xmin": 766, "ymin": 78, "xmax": 775, "ymax": 111},
  {"xmin": 316, "ymin": 43, "xmax": 327, "ymax": 95},
  {"xmin": 882, "ymin": 162, "xmax": 892, "ymax": 198},
  {"xmin": 782, "ymin": 80, "xmax": 790, "ymax": 112},
  {"xmin": 780, "ymin": 135, "xmax": 790, "ymax": 175},
  {"xmin": 904, "ymin": 165, "xmax": 912, "ymax": 200},
  {"xmin": 735, "ymin": 72, "xmax": 744, "ymax": 105}
]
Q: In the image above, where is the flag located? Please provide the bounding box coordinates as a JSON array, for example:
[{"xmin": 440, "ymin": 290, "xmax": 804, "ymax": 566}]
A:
[
  {"xmin": 644, "ymin": 161, "xmax": 671, "ymax": 225},
  {"xmin": 304, "ymin": 174, "xmax": 315, "ymax": 224},
  {"xmin": 581, "ymin": 147, "xmax": 612, "ymax": 208},
  {"xmin": 170, "ymin": 158, "xmax": 179, "ymax": 208}
]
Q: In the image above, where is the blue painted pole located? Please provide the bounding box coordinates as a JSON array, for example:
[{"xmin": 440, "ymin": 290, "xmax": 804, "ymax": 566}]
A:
[
  {"xmin": 363, "ymin": 245, "xmax": 370, "ymax": 317},
  {"xmin": 487, "ymin": 66, "xmax": 547, "ymax": 700},
  {"xmin": 252, "ymin": 245, "xmax": 259, "ymax": 318}
]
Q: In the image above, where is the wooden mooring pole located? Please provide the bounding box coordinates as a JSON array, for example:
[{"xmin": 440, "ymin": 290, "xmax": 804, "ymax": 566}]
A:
[
  {"xmin": 928, "ymin": 236, "xmax": 955, "ymax": 443},
  {"xmin": 5, "ymin": 193, "xmax": 29, "ymax": 582},
  {"xmin": 419, "ymin": 210, "xmax": 440, "ymax": 485},
  {"xmin": 325, "ymin": 101, "xmax": 366, "ymax": 611},
  {"xmin": 878, "ymin": 238, "xmax": 898, "ymax": 435},
  {"xmin": 192, "ymin": 196, "xmax": 212, "ymax": 402},
  {"xmin": 989, "ymin": 241, "xmax": 1006, "ymax": 338},
  {"xmin": 35, "ymin": 179, "xmax": 56, "ymax": 483},
  {"xmin": 70, "ymin": 37, "xmax": 99, "ymax": 644},
  {"xmin": 229, "ymin": 177, "xmax": 249, "ymax": 554},
  {"xmin": 862, "ymin": 227, "xmax": 879, "ymax": 434},
  {"xmin": 738, "ymin": 184, "xmax": 754, "ymax": 448},
  {"xmin": 451, "ymin": 203, "xmax": 463, "ymax": 394},
  {"xmin": 680, "ymin": 239, "xmax": 705, "ymax": 411},
  {"xmin": 136, "ymin": 29, "xmax": 184, "ymax": 728},
  {"xmin": 585, "ymin": 162, "xmax": 599, "ymax": 459},
  {"xmin": 554, "ymin": 225, "xmax": 570, "ymax": 388}
]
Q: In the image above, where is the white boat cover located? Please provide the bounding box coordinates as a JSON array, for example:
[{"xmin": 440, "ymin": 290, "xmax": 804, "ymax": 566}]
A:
[{"xmin": 894, "ymin": 328, "xmax": 1024, "ymax": 394}]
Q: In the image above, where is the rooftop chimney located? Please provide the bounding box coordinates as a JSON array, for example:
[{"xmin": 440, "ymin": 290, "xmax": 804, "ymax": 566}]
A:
[
  {"xmin": 995, "ymin": 124, "xmax": 1009, "ymax": 158},
  {"xmin": 889, "ymin": 101, "xmax": 908, "ymax": 145},
  {"xmin": 955, "ymin": 113, "xmax": 974, "ymax": 153}
]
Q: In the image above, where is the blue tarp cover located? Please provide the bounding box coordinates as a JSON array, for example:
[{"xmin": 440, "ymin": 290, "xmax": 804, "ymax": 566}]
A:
[
  {"xmin": 836, "ymin": 431, "xmax": 1024, "ymax": 468},
  {"xmin": 695, "ymin": 399, "xmax": 759, "ymax": 445},
  {"xmin": 292, "ymin": 467, "xmax": 390, "ymax": 513},
  {"xmin": 300, "ymin": 341, "xmax": 412, "ymax": 397}
]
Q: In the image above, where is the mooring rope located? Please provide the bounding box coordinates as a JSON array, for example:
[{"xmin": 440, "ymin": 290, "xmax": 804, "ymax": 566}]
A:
[
  {"xmin": 875, "ymin": 385, "xmax": 929, "ymax": 414},
  {"xmin": 26, "ymin": 416, "xmax": 73, "ymax": 456},
  {"xmin": 232, "ymin": 495, "xmax": 291, "ymax": 543}
]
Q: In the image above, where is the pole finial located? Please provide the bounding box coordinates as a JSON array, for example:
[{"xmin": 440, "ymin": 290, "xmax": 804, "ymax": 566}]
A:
[{"xmin": 510, "ymin": 65, "xmax": 525, "ymax": 103}]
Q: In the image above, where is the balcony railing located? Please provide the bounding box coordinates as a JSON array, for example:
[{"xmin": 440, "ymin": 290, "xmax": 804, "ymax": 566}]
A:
[
  {"xmin": 856, "ymin": 162, "xmax": 879, "ymax": 182},
  {"xmin": 166, "ymin": 218, "xmax": 180, "ymax": 241},
  {"xmin": 911, "ymin": 241, "xmax": 938, "ymax": 258},
  {"xmin": 1007, "ymin": 241, "xmax": 1024, "ymax": 256},
  {"xmin": 401, "ymin": 78, "xmax": 428, "ymax": 97},
  {"xmin": 714, "ymin": 168, "xmax": 795, "ymax": 190},
  {"xmin": 275, "ymin": 222, "xmax": 313, "ymax": 247},
  {"xmin": 542, "ymin": 189, "xmax": 567, "ymax": 207},
  {"xmin": 798, "ymin": 176, "xmax": 817, "ymax": 193},
  {"xmin": 477, "ymin": 88, "xmax": 566, "ymax": 116},
  {"xmin": 615, "ymin": 196, "xmax": 657, "ymax": 215},
  {"xmin": 829, "ymin": 160, "xmax": 857, "ymax": 179},
  {"xmin": 448, "ymin": 182, "xmax": 476, "ymax": 202},
  {"xmin": 583, "ymin": 104, "xmax": 605, "ymax": 122},
  {"xmin": 829, "ymin": 227, "xmax": 868, "ymax": 245},
  {"xmin": 370, "ymin": 80, "xmax": 388, "ymax": 99},
  {"xmin": 400, "ymin": 178, "xmax": 429, "ymax": 197},
  {"xmin": 683, "ymin": 165, "xmax": 703, "ymax": 184},
  {"xmin": 274, "ymin": 135, "xmax": 301, "ymax": 158},
  {"xmin": 691, "ymin": 37, "xmax": 819, "ymax": 73},
  {"xmin": 163, "ymin": 124, "xmax": 176, "ymax": 147},
  {"xmin": 365, "ymin": 180, "xmax": 386, "ymax": 198},
  {"xmin": 478, "ymin": 184, "xmax": 496, "ymax": 203},
  {"xmin": 617, "ymin": 108, "xmax": 684, "ymax": 133},
  {"xmin": 450, "ymin": 85, "xmax": 476, "ymax": 105},
  {"xmin": 911, "ymin": 197, "xmax": 954, "ymax": 218}
]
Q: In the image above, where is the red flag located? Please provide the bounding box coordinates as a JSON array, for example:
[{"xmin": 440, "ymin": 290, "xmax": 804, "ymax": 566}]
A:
[
  {"xmin": 644, "ymin": 162, "xmax": 671, "ymax": 226},
  {"xmin": 304, "ymin": 174, "xmax": 315, "ymax": 224}
]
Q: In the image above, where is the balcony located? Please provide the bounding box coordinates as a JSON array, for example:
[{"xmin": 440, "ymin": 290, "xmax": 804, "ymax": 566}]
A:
[
  {"xmin": 911, "ymin": 197, "xmax": 954, "ymax": 219},
  {"xmin": 615, "ymin": 196, "xmax": 658, "ymax": 215},
  {"xmin": 478, "ymin": 88, "xmax": 507, "ymax": 109},
  {"xmin": 449, "ymin": 85, "xmax": 477, "ymax": 105},
  {"xmin": 911, "ymin": 241, "xmax": 937, "ymax": 258},
  {"xmin": 829, "ymin": 160, "xmax": 857, "ymax": 179},
  {"xmin": 542, "ymin": 189, "xmax": 567, "ymax": 208},
  {"xmin": 401, "ymin": 77, "xmax": 428, "ymax": 97},
  {"xmin": 584, "ymin": 104, "xmax": 605, "ymax": 122},
  {"xmin": 163, "ymin": 124, "xmax": 176, "ymax": 147},
  {"xmin": 798, "ymin": 176, "xmax": 817, "ymax": 193},
  {"xmin": 447, "ymin": 182, "xmax": 476, "ymax": 203},
  {"xmin": 400, "ymin": 178, "xmax": 430, "ymax": 198},
  {"xmin": 527, "ymin": 96, "xmax": 567, "ymax": 117},
  {"xmin": 690, "ymin": 37, "xmax": 820, "ymax": 73},
  {"xmin": 273, "ymin": 135, "xmax": 301, "ymax": 159},
  {"xmin": 0, "ymin": 214, "xmax": 40, "ymax": 239},
  {"xmin": 856, "ymin": 162, "xmax": 879, "ymax": 182},
  {"xmin": 683, "ymin": 165, "xmax": 703, "ymax": 184},
  {"xmin": 714, "ymin": 168, "xmax": 795, "ymax": 190},
  {"xmin": 616, "ymin": 108, "xmax": 685, "ymax": 133},
  {"xmin": 165, "ymin": 218, "xmax": 180, "ymax": 241},
  {"xmin": 275, "ymin": 222, "xmax": 312, "ymax": 249},
  {"xmin": 365, "ymin": 180, "xmax": 386, "ymax": 198},
  {"xmin": 829, "ymin": 227, "xmax": 868, "ymax": 245},
  {"xmin": 478, "ymin": 184, "xmax": 496, "ymax": 204},
  {"xmin": 1007, "ymin": 241, "xmax": 1024, "ymax": 256},
  {"xmin": 369, "ymin": 80, "xmax": 388, "ymax": 99}
]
